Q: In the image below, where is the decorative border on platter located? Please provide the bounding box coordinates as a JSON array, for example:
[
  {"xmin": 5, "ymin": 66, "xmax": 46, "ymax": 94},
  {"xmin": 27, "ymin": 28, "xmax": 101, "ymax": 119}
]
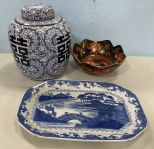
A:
[{"xmin": 17, "ymin": 80, "xmax": 147, "ymax": 141}]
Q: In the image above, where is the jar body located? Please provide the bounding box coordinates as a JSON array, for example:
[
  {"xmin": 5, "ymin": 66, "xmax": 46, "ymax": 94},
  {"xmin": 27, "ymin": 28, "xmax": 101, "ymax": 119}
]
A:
[{"xmin": 8, "ymin": 19, "xmax": 71, "ymax": 80}]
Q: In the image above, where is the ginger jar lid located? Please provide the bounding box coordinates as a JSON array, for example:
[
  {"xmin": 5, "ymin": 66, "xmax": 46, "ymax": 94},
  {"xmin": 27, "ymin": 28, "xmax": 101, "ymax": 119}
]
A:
[
  {"xmin": 15, "ymin": 3, "xmax": 62, "ymax": 26},
  {"xmin": 21, "ymin": 3, "xmax": 55, "ymax": 21}
]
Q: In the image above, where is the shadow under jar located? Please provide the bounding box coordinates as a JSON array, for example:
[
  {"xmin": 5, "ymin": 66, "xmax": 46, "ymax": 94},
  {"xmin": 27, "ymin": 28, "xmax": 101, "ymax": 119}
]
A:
[{"xmin": 8, "ymin": 3, "xmax": 71, "ymax": 80}]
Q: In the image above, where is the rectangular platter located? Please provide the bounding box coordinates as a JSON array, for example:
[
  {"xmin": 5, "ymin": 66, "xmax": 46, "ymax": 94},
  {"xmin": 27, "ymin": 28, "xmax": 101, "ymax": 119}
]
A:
[{"xmin": 17, "ymin": 80, "xmax": 147, "ymax": 142}]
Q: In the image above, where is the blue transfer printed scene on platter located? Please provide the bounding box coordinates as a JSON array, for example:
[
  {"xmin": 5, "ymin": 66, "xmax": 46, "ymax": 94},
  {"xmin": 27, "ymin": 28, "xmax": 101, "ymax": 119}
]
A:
[
  {"xmin": 17, "ymin": 80, "xmax": 147, "ymax": 141},
  {"xmin": 33, "ymin": 92, "xmax": 129, "ymax": 130}
]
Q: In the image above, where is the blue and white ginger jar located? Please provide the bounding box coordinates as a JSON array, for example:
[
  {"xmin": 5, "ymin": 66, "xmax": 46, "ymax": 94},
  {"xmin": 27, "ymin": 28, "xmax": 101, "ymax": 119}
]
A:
[{"xmin": 8, "ymin": 3, "xmax": 71, "ymax": 80}]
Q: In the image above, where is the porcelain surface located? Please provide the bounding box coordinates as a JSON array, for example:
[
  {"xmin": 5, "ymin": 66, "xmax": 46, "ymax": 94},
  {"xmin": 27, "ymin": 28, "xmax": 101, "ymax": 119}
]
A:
[
  {"xmin": 8, "ymin": 4, "xmax": 71, "ymax": 80},
  {"xmin": 17, "ymin": 80, "xmax": 147, "ymax": 141},
  {"xmin": 72, "ymin": 39, "xmax": 126, "ymax": 75}
]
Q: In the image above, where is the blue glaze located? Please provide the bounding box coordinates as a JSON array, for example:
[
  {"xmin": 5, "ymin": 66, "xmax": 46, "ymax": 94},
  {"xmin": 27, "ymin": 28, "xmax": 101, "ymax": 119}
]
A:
[
  {"xmin": 17, "ymin": 80, "xmax": 147, "ymax": 141},
  {"xmin": 34, "ymin": 92, "xmax": 129, "ymax": 130}
]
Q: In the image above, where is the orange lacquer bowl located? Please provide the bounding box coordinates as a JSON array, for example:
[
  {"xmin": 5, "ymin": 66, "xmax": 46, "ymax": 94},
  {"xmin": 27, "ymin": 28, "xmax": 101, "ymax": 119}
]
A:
[{"xmin": 72, "ymin": 39, "xmax": 126, "ymax": 75}]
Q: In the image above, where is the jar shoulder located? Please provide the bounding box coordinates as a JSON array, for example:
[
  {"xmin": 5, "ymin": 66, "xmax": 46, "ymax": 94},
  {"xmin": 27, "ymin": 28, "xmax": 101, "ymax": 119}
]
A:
[
  {"xmin": 8, "ymin": 19, "xmax": 71, "ymax": 38},
  {"xmin": 8, "ymin": 18, "xmax": 70, "ymax": 30},
  {"xmin": 10, "ymin": 16, "xmax": 70, "ymax": 27}
]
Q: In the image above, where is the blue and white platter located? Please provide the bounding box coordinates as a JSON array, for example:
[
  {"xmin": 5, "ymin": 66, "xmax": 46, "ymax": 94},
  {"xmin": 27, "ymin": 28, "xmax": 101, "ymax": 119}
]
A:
[{"xmin": 17, "ymin": 80, "xmax": 147, "ymax": 142}]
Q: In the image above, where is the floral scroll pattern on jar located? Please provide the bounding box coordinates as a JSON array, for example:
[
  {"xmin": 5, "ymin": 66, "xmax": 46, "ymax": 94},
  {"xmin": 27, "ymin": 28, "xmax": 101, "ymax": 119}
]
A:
[{"xmin": 8, "ymin": 3, "xmax": 71, "ymax": 80}]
